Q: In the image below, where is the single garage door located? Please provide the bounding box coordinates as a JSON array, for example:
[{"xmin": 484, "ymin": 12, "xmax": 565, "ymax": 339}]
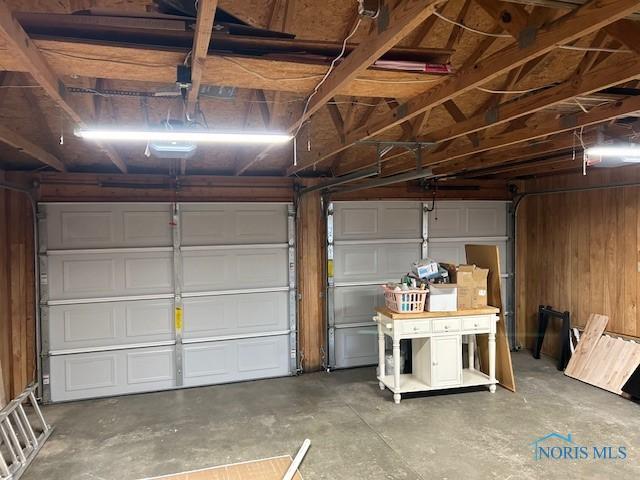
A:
[
  {"xmin": 327, "ymin": 200, "xmax": 511, "ymax": 369},
  {"xmin": 40, "ymin": 202, "xmax": 296, "ymax": 402}
]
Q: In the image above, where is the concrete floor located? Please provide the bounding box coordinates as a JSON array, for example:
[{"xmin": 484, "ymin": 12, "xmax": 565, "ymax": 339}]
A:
[{"xmin": 25, "ymin": 352, "xmax": 639, "ymax": 480}]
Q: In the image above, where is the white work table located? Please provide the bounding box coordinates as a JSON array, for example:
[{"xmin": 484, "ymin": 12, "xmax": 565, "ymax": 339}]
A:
[{"xmin": 374, "ymin": 306, "xmax": 500, "ymax": 404}]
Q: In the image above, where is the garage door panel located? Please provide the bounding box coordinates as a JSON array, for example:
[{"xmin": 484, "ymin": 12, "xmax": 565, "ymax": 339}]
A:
[
  {"xmin": 334, "ymin": 243, "xmax": 421, "ymax": 283},
  {"xmin": 334, "ymin": 285, "xmax": 383, "ymax": 326},
  {"xmin": 334, "ymin": 202, "xmax": 421, "ymax": 240},
  {"xmin": 183, "ymin": 336, "xmax": 289, "ymax": 387},
  {"xmin": 49, "ymin": 299, "xmax": 174, "ymax": 351},
  {"xmin": 182, "ymin": 292, "xmax": 287, "ymax": 339},
  {"xmin": 126, "ymin": 349, "xmax": 174, "ymax": 385},
  {"xmin": 50, "ymin": 346, "xmax": 176, "ymax": 402},
  {"xmin": 43, "ymin": 201, "xmax": 294, "ymax": 402},
  {"xmin": 180, "ymin": 204, "xmax": 287, "ymax": 245},
  {"xmin": 182, "ymin": 248, "xmax": 287, "ymax": 292},
  {"xmin": 48, "ymin": 251, "xmax": 174, "ymax": 300},
  {"xmin": 429, "ymin": 201, "xmax": 507, "ymax": 238},
  {"xmin": 335, "ymin": 326, "xmax": 378, "ymax": 368},
  {"xmin": 46, "ymin": 204, "xmax": 171, "ymax": 249}
]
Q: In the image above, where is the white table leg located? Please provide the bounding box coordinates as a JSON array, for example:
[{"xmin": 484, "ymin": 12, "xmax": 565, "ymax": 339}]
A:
[
  {"xmin": 393, "ymin": 339, "xmax": 401, "ymax": 404},
  {"xmin": 377, "ymin": 321, "xmax": 385, "ymax": 390},
  {"xmin": 488, "ymin": 332, "xmax": 496, "ymax": 393},
  {"xmin": 468, "ymin": 334, "xmax": 475, "ymax": 371}
]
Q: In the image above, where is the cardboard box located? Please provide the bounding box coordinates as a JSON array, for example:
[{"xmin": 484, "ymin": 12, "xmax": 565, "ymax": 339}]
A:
[
  {"xmin": 442, "ymin": 263, "xmax": 488, "ymax": 309},
  {"xmin": 427, "ymin": 284, "xmax": 457, "ymax": 312}
]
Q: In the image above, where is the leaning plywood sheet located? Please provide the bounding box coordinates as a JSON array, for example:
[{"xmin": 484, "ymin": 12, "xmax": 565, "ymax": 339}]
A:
[
  {"xmin": 141, "ymin": 456, "xmax": 303, "ymax": 480},
  {"xmin": 564, "ymin": 314, "xmax": 609, "ymax": 378},
  {"xmin": 465, "ymin": 244, "xmax": 516, "ymax": 392}
]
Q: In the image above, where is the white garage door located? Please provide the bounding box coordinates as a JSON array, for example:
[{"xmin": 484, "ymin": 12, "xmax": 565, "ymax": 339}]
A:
[
  {"xmin": 327, "ymin": 200, "xmax": 512, "ymax": 369},
  {"xmin": 39, "ymin": 203, "xmax": 296, "ymax": 402},
  {"xmin": 328, "ymin": 202, "xmax": 424, "ymax": 369}
]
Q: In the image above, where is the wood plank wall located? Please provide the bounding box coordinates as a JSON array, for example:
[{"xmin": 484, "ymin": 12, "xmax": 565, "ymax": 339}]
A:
[
  {"xmin": 296, "ymin": 186, "xmax": 326, "ymax": 372},
  {"xmin": 0, "ymin": 188, "xmax": 36, "ymax": 401},
  {"xmin": 516, "ymin": 166, "xmax": 640, "ymax": 357}
]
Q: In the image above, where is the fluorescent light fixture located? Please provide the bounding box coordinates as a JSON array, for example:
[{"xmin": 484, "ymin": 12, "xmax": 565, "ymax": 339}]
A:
[
  {"xmin": 585, "ymin": 145, "xmax": 640, "ymax": 157},
  {"xmin": 75, "ymin": 128, "xmax": 292, "ymax": 144}
]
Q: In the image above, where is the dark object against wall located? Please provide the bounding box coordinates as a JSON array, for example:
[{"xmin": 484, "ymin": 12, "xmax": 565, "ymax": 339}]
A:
[{"xmin": 622, "ymin": 365, "xmax": 640, "ymax": 399}]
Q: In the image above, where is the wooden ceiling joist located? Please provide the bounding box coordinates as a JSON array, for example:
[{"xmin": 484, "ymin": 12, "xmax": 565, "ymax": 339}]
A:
[
  {"xmin": 0, "ymin": 124, "xmax": 65, "ymax": 171},
  {"xmin": 0, "ymin": 0, "xmax": 127, "ymax": 173},
  {"xmin": 236, "ymin": 0, "xmax": 445, "ymax": 175},
  {"xmin": 288, "ymin": 0, "xmax": 640, "ymax": 176},
  {"xmin": 386, "ymin": 93, "xmax": 640, "ymax": 176},
  {"xmin": 186, "ymin": 0, "xmax": 219, "ymax": 116}
]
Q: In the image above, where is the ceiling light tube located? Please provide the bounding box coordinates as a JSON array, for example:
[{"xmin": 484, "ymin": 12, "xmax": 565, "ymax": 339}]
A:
[
  {"xmin": 75, "ymin": 129, "xmax": 292, "ymax": 144},
  {"xmin": 585, "ymin": 145, "xmax": 640, "ymax": 157}
]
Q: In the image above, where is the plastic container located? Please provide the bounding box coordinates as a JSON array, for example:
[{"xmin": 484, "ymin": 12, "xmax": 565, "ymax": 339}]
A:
[{"xmin": 383, "ymin": 285, "xmax": 428, "ymax": 313}]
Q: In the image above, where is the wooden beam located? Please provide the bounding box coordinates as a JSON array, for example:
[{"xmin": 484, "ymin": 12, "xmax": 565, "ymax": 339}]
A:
[
  {"xmin": 605, "ymin": 19, "xmax": 640, "ymax": 55},
  {"xmin": 327, "ymin": 99, "xmax": 345, "ymax": 143},
  {"xmin": 0, "ymin": 124, "xmax": 65, "ymax": 171},
  {"xmin": 291, "ymin": 0, "xmax": 640, "ymax": 175},
  {"xmin": 388, "ymin": 51, "xmax": 640, "ymax": 173},
  {"xmin": 255, "ymin": 89, "xmax": 271, "ymax": 127},
  {"xmin": 185, "ymin": 0, "xmax": 219, "ymax": 115},
  {"xmin": 0, "ymin": 0, "xmax": 126, "ymax": 173},
  {"xmin": 432, "ymin": 131, "xmax": 595, "ymax": 175},
  {"xmin": 401, "ymin": 94, "xmax": 640, "ymax": 173},
  {"xmin": 290, "ymin": 0, "xmax": 444, "ymax": 131}
]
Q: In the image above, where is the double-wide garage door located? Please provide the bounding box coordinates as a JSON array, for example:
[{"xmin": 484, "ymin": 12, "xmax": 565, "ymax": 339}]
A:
[
  {"xmin": 40, "ymin": 203, "xmax": 296, "ymax": 402},
  {"xmin": 328, "ymin": 200, "xmax": 511, "ymax": 369}
]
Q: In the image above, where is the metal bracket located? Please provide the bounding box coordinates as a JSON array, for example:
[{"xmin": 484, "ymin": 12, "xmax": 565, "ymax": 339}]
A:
[
  {"xmin": 171, "ymin": 203, "xmax": 184, "ymax": 387},
  {"xmin": 287, "ymin": 204, "xmax": 299, "ymax": 375},
  {"xmin": 325, "ymin": 201, "xmax": 336, "ymax": 371}
]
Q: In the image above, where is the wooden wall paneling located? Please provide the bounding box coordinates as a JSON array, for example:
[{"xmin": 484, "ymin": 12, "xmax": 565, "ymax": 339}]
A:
[
  {"xmin": 623, "ymin": 187, "xmax": 637, "ymax": 337},
  {"xmin": 0, "ymin": 189, "xmax": 10, "ymax": 402},
  {"xmin": 296, "ymin": 187, "xmax": 325, "ymax": 372},
  {"xmin": 0, "ymin": 189, "xmax": 36, "ymax": 399},
  {"xmin": 518, "ymin": 167, "xmax": 640, "ymax": 358}
]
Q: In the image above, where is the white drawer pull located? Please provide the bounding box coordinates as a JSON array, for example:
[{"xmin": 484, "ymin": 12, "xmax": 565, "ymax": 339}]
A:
[
  {"xmin": 474, "ymin": 323, "xmax": 478, "ymax": 328},
  {"xmin": 444, "ymin": 325, "xmax": 449, "ymax": 330}
]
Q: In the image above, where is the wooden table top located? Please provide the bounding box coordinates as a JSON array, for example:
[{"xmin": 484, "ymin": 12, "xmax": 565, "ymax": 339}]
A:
[{"xmin": 376, "ymin": 306, "xmax": 499, "ymax": 320}]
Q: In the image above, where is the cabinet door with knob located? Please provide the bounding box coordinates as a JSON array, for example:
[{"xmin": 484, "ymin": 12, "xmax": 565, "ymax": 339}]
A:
[{"xmin": 431, "ymin": 335, "xmax": 462, "ymax": 387}]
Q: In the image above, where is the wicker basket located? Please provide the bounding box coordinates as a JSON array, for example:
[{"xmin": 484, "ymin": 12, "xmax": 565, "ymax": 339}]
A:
[{"xmin": 383, "ymin": 285, "xmax": 428, "ymax": 313}]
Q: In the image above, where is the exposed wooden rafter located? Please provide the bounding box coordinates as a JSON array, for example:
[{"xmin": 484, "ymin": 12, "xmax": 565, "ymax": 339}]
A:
[
  {"xmin": 288, "ymin": 0, "xmax": 640, "ymax": 176},
  {"xmin": 0, "ymin": 0, "xmax": 126, "ymax": 172},
  {"xmin": 0, "ymin": 124, "xmax": 66, "ymax": 171},
  {"xmin": 388, "ymin": 93, "xmax": 640, "ymax": 176},
  {"xmin": 236, "ymin": 0, "xmax": 445, "ymax": 175},
  {"xmin": 186, "ymin": 0, "xmax": 219, "ymax": 115}
]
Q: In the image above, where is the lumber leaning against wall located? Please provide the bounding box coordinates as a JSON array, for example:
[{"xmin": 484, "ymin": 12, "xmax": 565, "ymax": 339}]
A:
[
  {"xmin": 0, "ymin": 188, "xmax": 36, "ymax": 400},
  {"xmin": 516, "ymin": 166, "xmax": 640, "ymax": 358}
]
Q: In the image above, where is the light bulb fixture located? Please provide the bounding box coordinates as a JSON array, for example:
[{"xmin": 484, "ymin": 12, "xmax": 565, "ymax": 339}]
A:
[
  {"xmin": 75, "ymin": 128, "xmax": 292, "ymax": 145},
  {"xmin": 585, "ymin": 144, "xmax": 640, "ymax": 158}
]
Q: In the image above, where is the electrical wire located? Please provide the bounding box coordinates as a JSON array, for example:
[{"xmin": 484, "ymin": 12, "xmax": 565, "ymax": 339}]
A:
[
  {"xmin": 432, "ymin": 11, "xmax": 511, "ymax": 38},
  {"xmin": 433, "ymin": 12, "xmax": 632, "ymax": 55},
  {"xmin": 293, "ymin": 17, "xmax": 363, "ymax": 138},
  {"xmin": 557, "ymin": 45, "xmax": 632, "ymax": 54},
  {"xmin": 475, "ymin": 84, "xmax": 553, "ymax": 95}
]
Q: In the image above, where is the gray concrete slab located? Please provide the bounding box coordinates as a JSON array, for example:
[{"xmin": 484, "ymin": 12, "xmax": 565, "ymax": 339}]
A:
[{"xmin": 24, "ymin": 353, "xmax": 639, "ymax": 480}]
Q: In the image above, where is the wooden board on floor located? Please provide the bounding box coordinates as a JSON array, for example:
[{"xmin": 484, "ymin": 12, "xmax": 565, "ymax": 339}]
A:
[
  {"xmin": 564, "ymin": 314, "xmax": 609, "ymax": 378},
  {"xmin": 465, "ymin": 244, "xmax": 516, "ymax": 392},
  {"xmin": 566, "ymin": 315, "xmax": 640, "ymax": 395},
  {"xmin": 141, "ymin": 456, "xmax": 302, "ymax": 480}
]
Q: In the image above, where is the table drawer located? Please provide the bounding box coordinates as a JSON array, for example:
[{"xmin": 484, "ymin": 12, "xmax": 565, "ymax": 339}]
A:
[
  {"xmin": 400, "ymin": 320, "xmax": 431, "ymax": 335},
  {"xmin": 462, "ymin": 317, "xmax": 491, "ymax": 331},
  {"xmin": 432, "ymin": 318, "xmax": 461, "ymax": 333}
]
